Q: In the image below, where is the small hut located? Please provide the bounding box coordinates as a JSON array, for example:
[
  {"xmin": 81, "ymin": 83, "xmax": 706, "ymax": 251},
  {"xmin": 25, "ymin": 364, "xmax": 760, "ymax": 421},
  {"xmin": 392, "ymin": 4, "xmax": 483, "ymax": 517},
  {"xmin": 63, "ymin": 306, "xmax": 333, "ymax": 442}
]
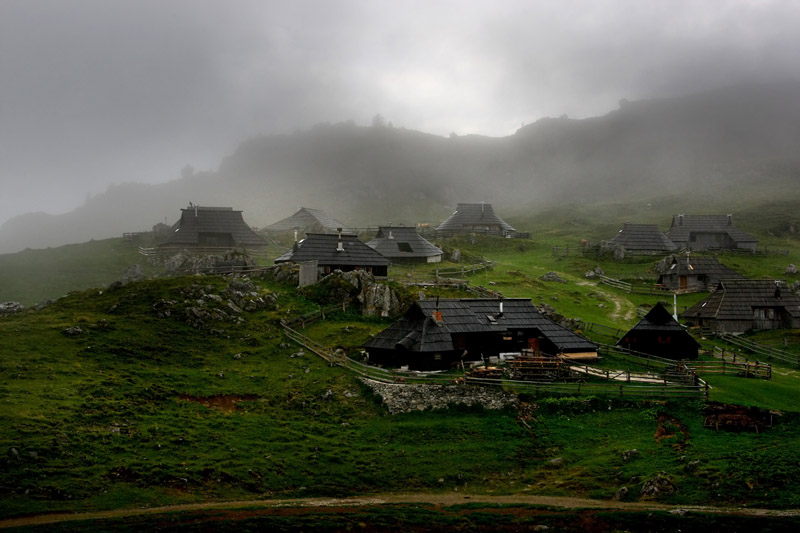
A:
[
  {"xmin": 607, "ymin": 223, "xmax": 677, "ymax": 254},
  {"xmin": 274, "ymin": 230, "xmax": 389, "ymax": 278},
  {"xmin": 365, "ymin": 226, "xmax": 443, "ymax": 264},
  {"xmin": 665, "ymin": 214, "xmax": 757, "ymax": 251},
  {"xmin": 657, "ymin": 255, "xmax": 745, "ymax": 292},
  {"xmin": 436, "ymin": 203, "xmax": 516, "ymax": 237},
  {"xmin": 617, "ymin": 303, "xmax": 700, "ymax": 360},
  {"xmin": 682, "ymin": 280, "xmax": 800, "ymax": 334},
  {"xmin": 265, "ymin": 207, "xmax": 352, "ymax": 235},
  {"xmin": 157, "ymin": 205, "xmax": 267, "ymax": 254}
]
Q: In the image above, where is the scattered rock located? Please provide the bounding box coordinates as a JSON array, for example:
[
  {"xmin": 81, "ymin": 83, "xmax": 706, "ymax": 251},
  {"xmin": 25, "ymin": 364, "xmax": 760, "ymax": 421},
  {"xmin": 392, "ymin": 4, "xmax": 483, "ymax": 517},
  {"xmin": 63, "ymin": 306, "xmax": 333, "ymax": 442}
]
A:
[
  {"xmin": 540, "ymin": 272, "xmax": 567, "ymax": 283},
  {"xmin": 684, "ymin": 460, "xmax": 700, "ymax": 474},
  {"xmin": 613, "ymin": 486, "xmax": 628, "ymax": 501},
  {"xmin": 120, "ymin": 264, "xmax": 146, "ymax": 285},
  {"xmin": 63, "ymin": 326, "xmax": 83, "ymax": 336},
  {"xmin": 361, "ymin": 378, "xmax": 517, "ymax": 415},
  {"xmin": 787, "ymin": 264, "xmax": 798, "ymax": 275},
  {"xmin": 622, "ymin": 449, "xmax": 639, "ymax": 461},
  {"xmin": 584, "ymin": 270, "xmax": 597, "ymax": 279},
  {"xmin": 451, "ymin": 249, "xmax": 461, "ymax": 262},
  {"xmin": 232, "ymin": 353, "xmax": 242, "ymax": 360},
  {"xmin": 548, "ymin": 457, "xmax": 564, "ymax": 467},
  {"xmin": 640, "ymin": 472, "xmax": 677, "ymax": 498}
]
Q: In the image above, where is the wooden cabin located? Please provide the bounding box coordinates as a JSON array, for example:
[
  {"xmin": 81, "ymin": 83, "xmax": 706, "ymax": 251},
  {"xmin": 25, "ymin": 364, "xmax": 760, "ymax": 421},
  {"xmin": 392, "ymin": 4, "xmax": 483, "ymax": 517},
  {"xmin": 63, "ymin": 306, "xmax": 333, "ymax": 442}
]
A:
[
  {"xmin": 617, "ymin": 303, "xmax": 700, "ymax": 360},
  {"xmin": 608, "ymin": 223, "xmax": 678, "ymax": 254},
  {"xmin": 274, "ymin": 231, "xmax": 390, "ymax": 279},
  {"xmin": 665, "ymin": 214, "xmax": 757, "ymax": 252},
  {"xmin": 363, "ymin": 298, "xmax": 597, "ymax": 371},
  {"xmin": 366, "ymin": 226, "xmax": 443, "ymax": 264},
  {"xmin": 157, "ymin": 205, "xmax": 267, "ymax": 255},
  {"xmin": 682, "ymin": 280, "xmax": 800, "ymax": 334},
  {"xmin": 436, "ymin": 203, "xmax": 516, "ymax": 237},
  {"xmin": 265, "ymin": 207, "xmax": 353, "ymax": 235},
  {"xmin": 657, "ymin": 256, "xmax": 745, "ymax": 292}
]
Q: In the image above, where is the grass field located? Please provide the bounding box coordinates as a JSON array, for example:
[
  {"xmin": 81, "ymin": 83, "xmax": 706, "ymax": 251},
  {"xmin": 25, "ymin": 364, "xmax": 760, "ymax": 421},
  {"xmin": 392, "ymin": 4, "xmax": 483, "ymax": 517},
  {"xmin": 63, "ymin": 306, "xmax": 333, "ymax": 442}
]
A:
[{"xmin": 2, "ymin": 196, "xmax": 800, "ymax": 524}]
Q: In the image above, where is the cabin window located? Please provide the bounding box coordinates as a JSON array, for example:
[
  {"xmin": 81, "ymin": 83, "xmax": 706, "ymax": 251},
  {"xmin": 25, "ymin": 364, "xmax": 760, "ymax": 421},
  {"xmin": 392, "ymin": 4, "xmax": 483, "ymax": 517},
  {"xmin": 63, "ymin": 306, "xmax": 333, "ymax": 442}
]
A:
[
  {"xmin": 690, "ymin": 234, "xmax": 697, "ymax": 242},
  {"xmin": 434, "ymin": 353, "xmax": 442, "ymax": 361}
]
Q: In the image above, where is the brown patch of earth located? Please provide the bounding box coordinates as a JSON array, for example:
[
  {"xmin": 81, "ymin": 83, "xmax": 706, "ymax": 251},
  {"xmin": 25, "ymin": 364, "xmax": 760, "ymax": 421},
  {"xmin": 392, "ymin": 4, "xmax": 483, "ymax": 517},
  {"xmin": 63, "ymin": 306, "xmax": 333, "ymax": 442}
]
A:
[
  {"xmin": 179, "ymin": 394, "xmax": 260, "ymax": 411},
  {"xmin": 654, "ymin": 413, "xmax": 690, "ymax": 450}
]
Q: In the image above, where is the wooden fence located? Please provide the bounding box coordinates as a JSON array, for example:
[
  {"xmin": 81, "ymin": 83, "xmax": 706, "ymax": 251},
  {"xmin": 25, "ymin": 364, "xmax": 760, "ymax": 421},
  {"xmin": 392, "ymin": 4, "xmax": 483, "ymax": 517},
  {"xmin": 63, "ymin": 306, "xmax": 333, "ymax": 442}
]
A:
[
  {"xmin": 684, "ymin": 359, "xmax": 771, "ymax": 379},
  {"xmin": 280, "ymin": 322, "xmax": 707, "ymax": 397},
  {"xmin": 717, "ymin": 333, "xmax": 800, "ymax": 366}
]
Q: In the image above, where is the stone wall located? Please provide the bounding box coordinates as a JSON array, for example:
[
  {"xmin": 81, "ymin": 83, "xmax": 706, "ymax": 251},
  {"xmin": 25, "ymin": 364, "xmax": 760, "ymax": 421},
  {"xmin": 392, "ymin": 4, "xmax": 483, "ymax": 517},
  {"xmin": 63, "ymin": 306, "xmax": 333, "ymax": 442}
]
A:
[{"xmin": 361, "ymin": 378, "xmax": 517, "ymax": 415}]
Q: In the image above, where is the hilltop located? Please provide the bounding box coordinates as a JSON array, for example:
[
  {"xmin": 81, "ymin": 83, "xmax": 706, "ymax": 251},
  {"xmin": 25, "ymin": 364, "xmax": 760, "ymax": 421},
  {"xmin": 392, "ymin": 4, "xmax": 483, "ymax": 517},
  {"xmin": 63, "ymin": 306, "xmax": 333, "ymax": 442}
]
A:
[{"xmin": 1, "ymin": 80, "xmax": 799, "ymax": 253}]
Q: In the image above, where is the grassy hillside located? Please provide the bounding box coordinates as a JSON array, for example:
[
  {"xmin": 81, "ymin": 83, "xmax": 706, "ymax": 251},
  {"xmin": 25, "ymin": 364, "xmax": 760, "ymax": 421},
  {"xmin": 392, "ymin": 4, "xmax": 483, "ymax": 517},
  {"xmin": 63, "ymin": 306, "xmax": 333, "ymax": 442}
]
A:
[
  {"xmin": 0, "ymin": 238, "xmax": 159, "ymax": 307},
  {"xmin": 3, "ymin": 269, "xmax": 800, "ymax": 522},
  {"xmin": 2, "ymin": 195, "xmax": 800, "ymax": 524}
]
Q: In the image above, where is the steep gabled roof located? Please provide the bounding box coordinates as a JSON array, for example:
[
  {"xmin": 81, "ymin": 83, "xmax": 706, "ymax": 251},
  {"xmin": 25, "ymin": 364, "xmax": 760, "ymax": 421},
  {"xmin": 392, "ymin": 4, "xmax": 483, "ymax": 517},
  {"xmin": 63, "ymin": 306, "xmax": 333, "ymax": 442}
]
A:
[
  {"xmin": 265, "ymin": 207, "xmax": 352, "ymax": 234},
  {"xmin": 659, "ymin": 256, "xmax": 745, "ymax": 279},
  {"xmin": 436, "ymin": 203, "xmax": 516, "ymax": 233},
  {"xmin": 621, "ymin": 303, "xmax": 700, "ymax": 343},
  {"xmin": 682, "ymin": 280, "xmax": 800, "ymax": 321},
  {"xmin": 364, "ymin": 298, "xmax": 595, "ymax": 354},
  {"xmin": 366, "ymin": 227, "xmax": 443, "ymax": 259},
  {"xmin": 666, "ymin": 214, "xmax": 757, "ymax": 245},
  {"xmin": 274, "ymin": 233, "xmax": 389, "ymax": 266},
  {"xmin": 158, "ymin": 206, "xmax": 267, "ymax": 248},
  {"xmin": 608, "ymin": 223, "xmax": 677, "ymax": 252}
]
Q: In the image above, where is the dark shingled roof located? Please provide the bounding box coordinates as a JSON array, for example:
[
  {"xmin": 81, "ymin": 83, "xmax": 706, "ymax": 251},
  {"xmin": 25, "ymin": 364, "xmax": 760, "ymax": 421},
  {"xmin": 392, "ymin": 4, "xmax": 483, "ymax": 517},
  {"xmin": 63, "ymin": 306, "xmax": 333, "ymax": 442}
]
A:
[
  {"xmin": 158, "ymin": 206, "xmax": 267, "ymax": 249},
  {"xmin": 436, "ymin": 203, "xmax": 516, "ymax": 234},
  {"xmin": 364, "ymin": 298, "xmax": 596, "ymax": 354},
  {"xmin": 682, "ymin": 280, "xmax": 800, "ymax": 321},
  {"xmin": 366, "ymin": 227, "xmax": 443, "ymax": 260},
  {"xmin": 621, "ymin": 303, "xmax": 700, "ymax": 341},
  {"xmin": 608, "ymin": 223, "xmax": 678, "ymax": 252},
  {"xmin": 658, "ymin": 256, "xmax": 745, "ymax": 280},
  {"xmin": 265, "ymin": 207, "xmax": 352, "ymax": 234},
  {"xmin": 274, "ymin": 233, "xmax": 389, "ymax": 267},
  {"xmin": 666, "ymin": 214, "xmax": 757, "ymax": 246}
]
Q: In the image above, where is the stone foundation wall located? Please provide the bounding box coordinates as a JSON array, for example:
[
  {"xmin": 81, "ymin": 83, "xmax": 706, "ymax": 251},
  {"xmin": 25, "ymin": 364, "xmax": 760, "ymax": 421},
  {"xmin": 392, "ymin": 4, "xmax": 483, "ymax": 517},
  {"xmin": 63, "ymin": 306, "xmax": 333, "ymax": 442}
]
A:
[{"xmin": 361, "ymin": 379, "xmax": 517, "ymax": 415}]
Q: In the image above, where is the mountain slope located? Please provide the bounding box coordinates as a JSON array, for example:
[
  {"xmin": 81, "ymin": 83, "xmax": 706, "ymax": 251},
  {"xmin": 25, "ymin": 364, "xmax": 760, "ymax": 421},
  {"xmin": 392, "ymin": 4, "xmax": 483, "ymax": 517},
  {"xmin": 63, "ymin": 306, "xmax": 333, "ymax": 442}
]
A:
[{"xmin": 2, "ymin": 81, "xmax": 799, "ymax": 253}]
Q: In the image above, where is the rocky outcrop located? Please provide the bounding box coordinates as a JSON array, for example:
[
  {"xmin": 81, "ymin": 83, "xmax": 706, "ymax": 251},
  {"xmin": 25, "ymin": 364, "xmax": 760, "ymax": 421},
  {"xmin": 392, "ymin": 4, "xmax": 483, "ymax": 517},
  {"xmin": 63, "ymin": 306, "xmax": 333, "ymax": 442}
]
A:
[
  {"xmin": 361, "ymin": 379, "xmax": 517, "ymax": 415},
  {"xmin": 540, "ymin": 272, "xmax": 567, "ymax": 283},
  {"xmin": 0, "ymin": 302, "xmax": 24, "ymax": 315}
]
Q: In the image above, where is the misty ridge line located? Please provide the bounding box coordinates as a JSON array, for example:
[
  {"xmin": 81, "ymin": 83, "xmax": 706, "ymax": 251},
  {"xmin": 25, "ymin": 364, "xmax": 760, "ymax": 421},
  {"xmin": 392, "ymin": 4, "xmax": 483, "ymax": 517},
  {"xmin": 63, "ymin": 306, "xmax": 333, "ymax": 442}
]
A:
[{"xmin": 1, "ymin": 81, "xmax": 799, "ymax": 255}]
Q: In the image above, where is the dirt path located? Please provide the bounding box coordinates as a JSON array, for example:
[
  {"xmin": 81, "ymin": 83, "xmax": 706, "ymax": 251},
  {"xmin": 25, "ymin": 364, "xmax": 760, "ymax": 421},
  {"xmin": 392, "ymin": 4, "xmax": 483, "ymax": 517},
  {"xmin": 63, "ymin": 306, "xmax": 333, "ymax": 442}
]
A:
[
  {"xmin": 3, "ymin": 493, "xmax": 799, "ymax": 529},
  {"xmin": 577, "ymin": 280, "xmax": 637, "ymax": 321}
]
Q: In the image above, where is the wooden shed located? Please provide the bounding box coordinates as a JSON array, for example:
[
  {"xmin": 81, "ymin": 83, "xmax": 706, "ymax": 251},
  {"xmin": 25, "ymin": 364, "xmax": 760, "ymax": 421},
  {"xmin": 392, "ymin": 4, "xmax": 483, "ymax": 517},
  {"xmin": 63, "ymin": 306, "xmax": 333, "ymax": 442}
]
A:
[
  {"xmin": 617, "ymin": 303, "xmax": 700, "ymax": 360},
  {"xmin": 682, "ymin": 280, "xmax": 800, "ymax": 334},
  {"xmin": 436, "ymin": 203, "xmax": 516, "ymax": 237},
  {"xmin": 363, "ymin": 298, "xmax": 597, "ymax": 371},
  {"xmin": 665, "ymin": 214, "xmax": 757, "ymax": 252},
  {"xmin": 365, "ymin": 226, "xmax": 443, "ymax": 264},
  {"xmin": 157, "ymin": 205, "xmax": 267, "ymax": 254}
]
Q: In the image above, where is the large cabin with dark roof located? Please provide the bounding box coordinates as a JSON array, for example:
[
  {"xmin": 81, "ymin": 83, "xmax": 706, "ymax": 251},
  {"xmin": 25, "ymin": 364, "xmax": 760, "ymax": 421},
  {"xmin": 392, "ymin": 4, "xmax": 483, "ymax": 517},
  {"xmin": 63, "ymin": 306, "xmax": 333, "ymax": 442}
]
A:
[
  {"xmin": 366, "ymin": 226, "xmax": 443, "ymax": 264},
  {"xmin": 363, "ymin": 298, "xmax": 597, "ymax": 371},
  {"xmin": 682, "ymin": 280, "xmax": 800, "ymax": 333},
  {"xmin": 666, "ymin": 214, "xmax": 757, "ymax": 251},
  {"xmin": 275, "ymin": 231, "xmax": 389, "ymax": 277},
  {"xmin": 617, "ymin": 303, "xmax": 700, "ymax": 360},
  {"xmin": 436, "ymin": 203, "xmax": 516, "ymax": 237},
  {"xmin": 608, "ymin": 223, "xmax": 678, "ymax": 254},
  {"xmin": 157, "ymin": 205, "xmax": 267, "ymax": 254}
]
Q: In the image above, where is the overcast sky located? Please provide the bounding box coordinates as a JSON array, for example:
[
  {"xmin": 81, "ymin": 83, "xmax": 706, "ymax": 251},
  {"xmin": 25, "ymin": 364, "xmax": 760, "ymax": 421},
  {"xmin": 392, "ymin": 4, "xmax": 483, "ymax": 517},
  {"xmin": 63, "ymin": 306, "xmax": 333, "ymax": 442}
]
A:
[{"xmin": 1, "ymin": 0, "xmax": 798, "ymax": 227}]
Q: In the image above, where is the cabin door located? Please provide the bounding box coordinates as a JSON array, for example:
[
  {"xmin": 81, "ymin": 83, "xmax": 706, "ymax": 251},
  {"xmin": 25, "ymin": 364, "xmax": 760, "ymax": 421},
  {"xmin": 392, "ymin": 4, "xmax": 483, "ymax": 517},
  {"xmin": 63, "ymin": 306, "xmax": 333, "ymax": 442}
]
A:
[{"xmin": 679, "ymin": 276, "xmax": 688, "ymax": 290}]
